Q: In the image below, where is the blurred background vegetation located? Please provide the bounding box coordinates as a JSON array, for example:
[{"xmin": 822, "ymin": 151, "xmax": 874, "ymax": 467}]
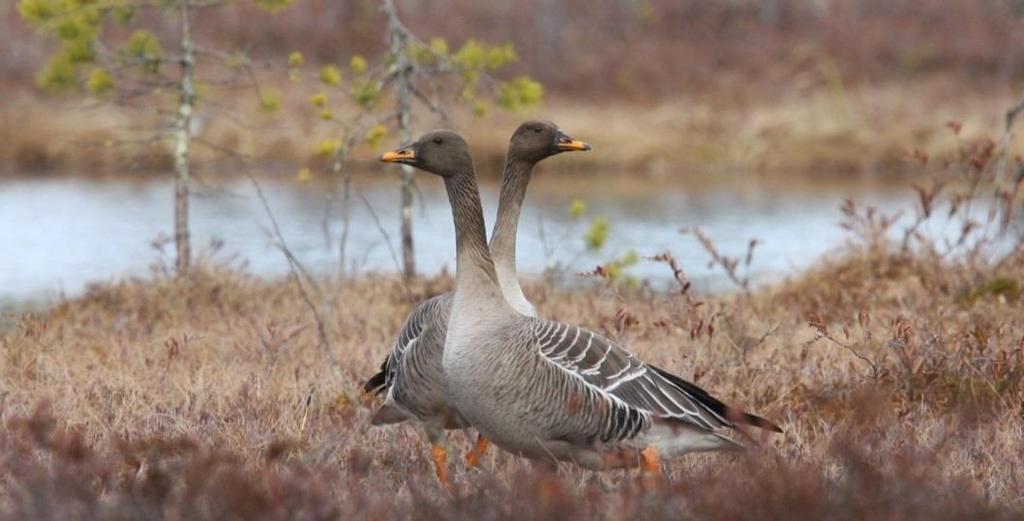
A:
[
  {"xmin": 8, "ymin": 0, "xmax": 1024, "ymax": 97},
  {"xmin": 4, "ymin": 0, "xmax": 1024, "ymax": 175}
]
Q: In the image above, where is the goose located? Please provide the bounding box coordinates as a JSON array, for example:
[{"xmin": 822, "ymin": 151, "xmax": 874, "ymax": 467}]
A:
[
  {"xmin": 378, "ymin": 130, "xmax": 781, "ymax": 475},
  {"xmin": 365, "ymin": 121, "xmax": 591, "ymax": 484}
]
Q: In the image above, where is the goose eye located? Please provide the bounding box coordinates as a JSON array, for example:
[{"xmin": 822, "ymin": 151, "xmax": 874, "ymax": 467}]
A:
[
  {"xmin": 433, "ymin": 137, "xmax": 444, "ymax": 144},
  {"xmin": 532, "ymin": 127, "xmax": 542, "ymax": 134}
]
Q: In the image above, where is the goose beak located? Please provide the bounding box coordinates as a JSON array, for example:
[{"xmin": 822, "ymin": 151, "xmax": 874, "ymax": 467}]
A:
[
  {"xmin": 379, "ymin": 145, "xmax": 417, "ymax": 164},
  {"xmin": 555, "ymin": 132, "xmax": 592, "ymax": 152}
]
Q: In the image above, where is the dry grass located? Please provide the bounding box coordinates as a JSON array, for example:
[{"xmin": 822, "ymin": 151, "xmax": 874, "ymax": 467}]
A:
[{"xmin": 3, "ymin": 207, "xmax": 1024, "ymax": 518}]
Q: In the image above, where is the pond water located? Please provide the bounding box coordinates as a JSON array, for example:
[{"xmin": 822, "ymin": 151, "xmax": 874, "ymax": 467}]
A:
[{"xmin": 0, "ymin": 171, "xmax": 991, "ymax": 308}]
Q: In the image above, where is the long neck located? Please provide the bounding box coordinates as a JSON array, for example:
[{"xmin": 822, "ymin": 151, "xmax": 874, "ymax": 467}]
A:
[
  {"xmin": 488, "ymin": 156, "xmax": 536, "ymax": 315},
  {"xmin": 443, "ymin": 170, "xmax": 509, "ymax": 309}
]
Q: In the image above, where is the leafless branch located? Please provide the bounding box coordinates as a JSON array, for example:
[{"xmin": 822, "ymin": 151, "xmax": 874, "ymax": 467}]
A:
[
  {"xmin": 648, "ymin": 251, "xmax": 694, "ymax": 301},
  {"xmin": 246, "ymin": 172, "xmax": 336, "ymax": 364},
  {"xmin": 358, "ymin": 193, "xmax": 404, "ymax": 277},
  {"xmin": 807, "ymin": 314, "xmax": 881, "ymax": 380},
  {"xmin": 681, "ymin": 226, "xmax": 753, "ymax": 292}
]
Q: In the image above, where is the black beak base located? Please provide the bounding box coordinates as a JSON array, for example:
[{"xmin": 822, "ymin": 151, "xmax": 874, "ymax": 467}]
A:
[{"xmin": 554, "ymin": 132, "xmax": 592, "ymax": 153}]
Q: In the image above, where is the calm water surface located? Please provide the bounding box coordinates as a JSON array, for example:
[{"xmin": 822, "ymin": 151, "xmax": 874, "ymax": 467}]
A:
[{"xmin": 0, "ymin": 173, "xmax": 944, "ymax": 306}]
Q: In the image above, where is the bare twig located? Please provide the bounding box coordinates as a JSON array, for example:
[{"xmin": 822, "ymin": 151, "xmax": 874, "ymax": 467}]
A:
[
  {"xmin": 329, "ymin": 114, "xmax": 396, "ymax": 276},
  {"xmin": 320, "ymin": 191, "xmax": 335, "ymax": 250},
  {"xmin": 243, "ymin": 171, "xmax": 336, "ymax": 365},
  {"xmin": 358, "ymin": 194, "xmax": 404, "ymax": 278},
  {"xmin": 681, "ymin": 226, "xmax": 753, "ymax": 292},
  {"xmin": 648, "ymin": 251, "xmax": 693, "ymax": 301},
  {"xmin": 808, "ymin": 314, "xmax": 881, "ymax": 380}
]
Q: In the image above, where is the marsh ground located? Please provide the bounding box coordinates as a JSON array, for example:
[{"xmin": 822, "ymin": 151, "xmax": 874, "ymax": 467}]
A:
[{"xmin": 1, "ymin": 221, "xmax": 1022, "ymax": 518}]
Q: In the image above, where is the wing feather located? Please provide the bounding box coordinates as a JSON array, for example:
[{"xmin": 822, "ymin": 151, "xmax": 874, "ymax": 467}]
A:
[
  {"xmin": 363, "ymin": 293, "xmax": 449, "ymax": 395},
  {"xmin": 530, "ymin": 318, "xmax": 778, "ymax": 442}
]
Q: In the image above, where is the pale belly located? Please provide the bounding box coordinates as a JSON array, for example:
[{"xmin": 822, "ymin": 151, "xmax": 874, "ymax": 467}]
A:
[{"xmin": 442, "ymin": 337, "xmax": 552, "ymax": 457}]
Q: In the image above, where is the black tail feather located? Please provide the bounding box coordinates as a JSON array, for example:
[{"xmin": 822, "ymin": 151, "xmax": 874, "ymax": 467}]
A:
[
  {"xmin": 363, "ymin": 363, "xmax": 389, "ymax": 395},
  {"xmin": 648, "ymin": 364, "xmax": 783, "ymax": 433}
]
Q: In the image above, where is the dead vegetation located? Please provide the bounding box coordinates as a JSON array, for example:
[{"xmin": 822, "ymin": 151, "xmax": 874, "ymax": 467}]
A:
[{"xmin": 2, "ymin": 246, "xmax": 1023, "ymax": 519}]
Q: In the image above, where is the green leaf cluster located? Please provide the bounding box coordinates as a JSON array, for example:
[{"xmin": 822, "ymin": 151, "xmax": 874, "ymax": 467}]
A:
[
  {"xmin": 252, "ymin": 0, "xmax": 295, "ymax": 13},
  {"xmin": 86, "ymin": 67, "xmax": 114, "ymax": 94},
  {"xmin": 17, "ymin": 0, "xmax": 57, "ymax": 24},
  {"xmin": 20, "ymin": 0, "xmax": 156, "ymax": 90},
  {"xmin": 600, "ymin": 250, "xmax": 641, "ymax": 287},
  {"xmin": 121, "ymin": 30, "xmax": 163, "ymax": 74},
  {"xmin": 19, "ymin": 0, "xmax": 105, "ymax": 89},
  {"xmin": 450, "ymin": 39, "xmax": 519, "ymax": 99},
  {"xmin": 568, "ymin": 199, "xmax": 587, "ymax": 219},
  {"xmin": 350, "ymin": 55, "xmax": 368, "ymax": 74},
  {"xmin": 584, "ymin": 217, "xmax": 610, "ymax": 250},
  {"xmin": 352, "ymin": 81, "xmax": 380, "ymax": 110},
  {"xmin": 472, "ymin": 101, "xmax": 488, "ymax": 118},
  {"xmin": 287, "ymin": 51, "xmax": 304, "ymax": 82},
  {"xmin": 259, "ymin": 88, "xmax": 283, "ymax": 113},
  {"xmin": 436, "ymin": 38, "xmax": 542, "ymax": 111},
  {"xmin": 498, "ymin": 76, "xmax": 543, "ymax": 111},
  {"xmin": 453, "ymin": 39, "xmax": 518, "ymax": 71},
  {"xmin": 38, "ymin": 52, "xmax": 81, "ymax": 89},
  {"xmin": 317, "ymin": 138, "xmax": 342, "ymax": 157},
  {"xmin": 960, "ymin": 277, "xmax": 1021, "ymax": 304},
  {"xmin": 408, "ymin": 37, "xmax": 449, "ymax": 66},
  {"xmin": 320, "ymin": 65, "xmax": 343, "ymax": 86},
  {"xmin": 365, "ymin": 124, "xmax": 387, "ymax": 151}
]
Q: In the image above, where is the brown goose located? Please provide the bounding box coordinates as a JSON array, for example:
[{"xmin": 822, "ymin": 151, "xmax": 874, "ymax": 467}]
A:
[
  {"xmin": 378, "ymin": 130, "xmax": 780, "ymax": 474},
  {"xmin": 365, "ymin": 122, "xmax": 590, "ymax": 484}
]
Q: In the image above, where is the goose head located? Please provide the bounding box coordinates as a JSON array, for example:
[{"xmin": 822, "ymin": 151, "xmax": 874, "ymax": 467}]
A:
[
  {"xmin": 509, "ymin": 120, "xmax": 591, "ymax": 163},
  {"xmin": 379, "ymin": 129, "xmax": 473, "ymax": 178}
]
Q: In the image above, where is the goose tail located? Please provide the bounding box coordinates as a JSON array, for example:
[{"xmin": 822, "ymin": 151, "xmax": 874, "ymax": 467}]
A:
[
  {"xmin": 363, "ymin": 367, "xmax": 389, "ymax": 395},
  {"xmin": 648, "ymin": 364, "xmax": 783, "ymax": 433}
]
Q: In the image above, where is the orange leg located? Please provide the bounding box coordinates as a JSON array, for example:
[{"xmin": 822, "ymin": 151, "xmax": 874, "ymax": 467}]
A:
[
  {"xmin": 640, "ymin": 446, "xmax": 662, "ymax": 489},
  {"xmin": 641, "ymin": 446, "xmax": 662, "ymax": 475},
  {"xmin": 430, "ymin": 443, "xmax": 449, "ymax": 487},
  {"xmin": 534, "ymin": 461, "xmax": 562, "ymax": 503},
  {"xmin": 539, "ymin": 475, "xmax": 562, "ymax": 502},
  {"xmin": 464, "ymin": 435, "xmax": 491, "ymax": 468}
]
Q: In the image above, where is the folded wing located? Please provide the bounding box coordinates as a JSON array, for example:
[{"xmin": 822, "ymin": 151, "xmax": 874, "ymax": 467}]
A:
[{"xmin": 531, "ymin": 319, "xmax": 779, "ymax": 443}]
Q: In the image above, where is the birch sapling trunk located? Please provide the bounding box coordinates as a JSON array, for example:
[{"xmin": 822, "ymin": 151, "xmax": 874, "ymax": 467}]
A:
[
  {"xmin": 397, "ymin": 79, "xmax": 415, "ymax": 279},
  {"xmin": 384, "ymin": 0, "xmax": 416, "ymax": 279},
  {"xmin": 173, "ymin": 0, "xmax": 196, "ymax": 275}
]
